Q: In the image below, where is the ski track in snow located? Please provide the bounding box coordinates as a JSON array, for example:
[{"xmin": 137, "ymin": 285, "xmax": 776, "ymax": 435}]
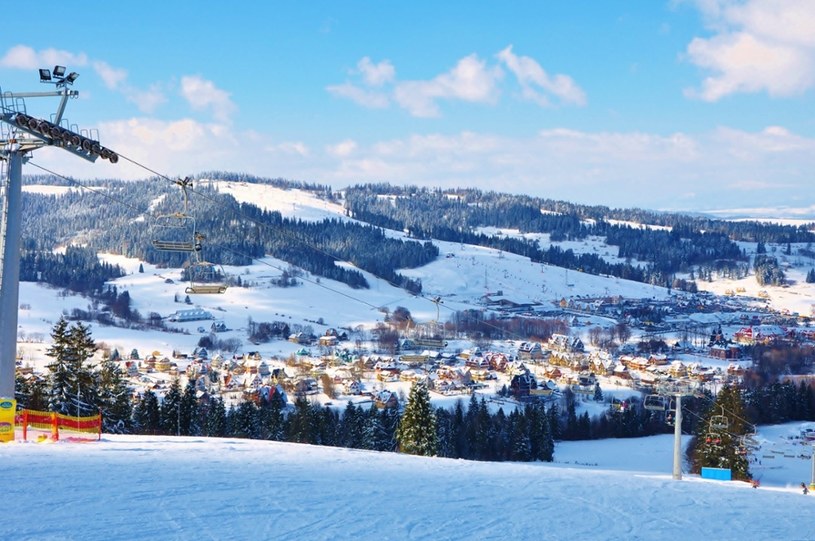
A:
[{"xmin": 1, "ymin": 434, "xmax": 811, "ymax": 541}]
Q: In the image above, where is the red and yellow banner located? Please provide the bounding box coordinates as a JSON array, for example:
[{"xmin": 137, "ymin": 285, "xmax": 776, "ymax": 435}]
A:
[{"xmin": 15, "ymin": 408, "xmax": 101, "ymax": 442}]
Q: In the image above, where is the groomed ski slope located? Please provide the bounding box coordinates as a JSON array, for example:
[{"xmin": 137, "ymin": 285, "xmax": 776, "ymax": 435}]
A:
[{"xmin": 1, "ymin": 428, "xmax": 810, "ymax": 541}]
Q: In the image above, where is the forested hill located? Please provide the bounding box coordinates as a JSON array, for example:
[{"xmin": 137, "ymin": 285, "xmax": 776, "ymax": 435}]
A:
[
  {"xmin": 15, "ymin": 174, "xmax": 815, "ymax": 295},
  {"xmin": 344, "ymin": 183, "xmax": 815, "ymax": 288}
]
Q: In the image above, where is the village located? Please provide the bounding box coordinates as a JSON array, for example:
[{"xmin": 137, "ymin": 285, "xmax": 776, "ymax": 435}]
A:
[{"xmin": 39, "ymin": 282, "xmax": 809, "ymax": 418}]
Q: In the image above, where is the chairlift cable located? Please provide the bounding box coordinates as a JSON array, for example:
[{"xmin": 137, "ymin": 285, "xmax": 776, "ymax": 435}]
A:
[
  {"xmin": 112, "ymin": 152, "xmax": 534, "ymax": 338},
  {"xmin": 26, "ymin": 161, "xmax": 385, "ymax": 311}
]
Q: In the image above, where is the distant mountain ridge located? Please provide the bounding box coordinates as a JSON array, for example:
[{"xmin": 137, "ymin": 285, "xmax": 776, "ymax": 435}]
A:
[{"xmin": 14, "ymin": 173, "xmax": 815, "ymax": 295}]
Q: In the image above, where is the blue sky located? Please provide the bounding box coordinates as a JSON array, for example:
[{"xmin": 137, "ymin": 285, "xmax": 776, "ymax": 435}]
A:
[{"xmin": 2, "ymin": 0, "xmax": 815, "ymax": 215}]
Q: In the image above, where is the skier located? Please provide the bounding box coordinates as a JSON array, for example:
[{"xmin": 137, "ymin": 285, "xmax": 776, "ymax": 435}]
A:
[{"xmin": 801, "ymin": 482, "xmax": 809, "ymax": 495}]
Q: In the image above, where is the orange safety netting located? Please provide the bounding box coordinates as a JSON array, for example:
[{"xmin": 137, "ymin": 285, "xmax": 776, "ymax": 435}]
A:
[{"xmin": 15, "ymin": 409, "xmax": 102, "ymax": 441}]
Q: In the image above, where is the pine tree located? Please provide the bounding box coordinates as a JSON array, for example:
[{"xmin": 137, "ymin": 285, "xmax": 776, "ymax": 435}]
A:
[
  {"xmin": 67, "ymin": 322, "xmax": 99, "ymax": 416},
  {"xmin": 45, "ymin": 318, "xmax": 97, "ymax": 416},
  {"xmin": 288, "ymin": 396, "xmax": 315, "ymax": 443},
  {"xmin": 233, "ymin": 400, "xmax": 259, "ymax": 439},
  {"xmin": 258, "ymin": 395, "xmax": 284, "ymax": 441},
  {"xmin": 133, "ymin": 389, "xmax": 161, "ymax": 434},
  {"xmin": 96, "ymin": 355, "xmax": 132, "ymax": 433},
  {"xmin": 340, "ymin": 401, "xmax": 364, "ymax": 448},
  {"xmin": 159, "ymin": 378, "xmax": 183, "ymax": 435},
  {"xmin": 179, "ymin": 379, "xmax": 199, "ymax": 436},
  {"xmin": 396, "ymin": 382, "xmax": 437, "ymax": 456},
  {"xmin": 204, "ymin": 396, "xmax": 227, "ymax": 437},
  {"xmin": 593, "ymin": 382, "xmax": 603, "ymax": 402},
  {"xmin": 689, "ymin": 385, "xmax": 751, "ymax": 481},
  {"xmin": 508, "ymin": 409, "xmax": 531, "ymax": 461},
  {"xmin": 362, "ymin": 405, "xmax": 389, "ymax": 450}
]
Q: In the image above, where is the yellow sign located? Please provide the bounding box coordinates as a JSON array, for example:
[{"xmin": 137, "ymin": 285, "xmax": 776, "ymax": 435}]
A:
[{"xmin": 0, "ymin": 398, "xmax": 15, "ymax": 442}]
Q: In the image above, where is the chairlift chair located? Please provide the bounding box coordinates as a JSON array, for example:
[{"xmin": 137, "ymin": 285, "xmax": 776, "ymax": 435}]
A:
[
  {"xmin": 643, "ymin": 394, "xmax": 667, "ymax": 411},
  {"xmin": 710, "ymin": 413, "xmax": 729, "ymax": 431},
  {"xmin": 705, "ymin": 432, "xmax": 723, "ymax": 446},
  {"xmin": 152, "ymin": 216, "xmax": 200, "ymax": 252},
  {"xmin": 151, "ymin": 177, "xmax": 198, "ymax": 252},
  {"xmin": 185, "ymin": 259, "xmax": 227, "ymax": 295}
]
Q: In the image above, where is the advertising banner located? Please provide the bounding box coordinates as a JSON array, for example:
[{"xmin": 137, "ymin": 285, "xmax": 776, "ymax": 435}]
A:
[{"xmin": 0, "ymin": 398, "xmax": 16, "ymax": 442}]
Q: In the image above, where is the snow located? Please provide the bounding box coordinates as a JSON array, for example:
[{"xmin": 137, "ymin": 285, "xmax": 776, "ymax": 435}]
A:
[
  {"xmin": 2, "ymin": 424, "xmax": 812, "ymax": 540},
  {"xmin": 7, "ymin": 184, "xmax": 815, "ymax": 538}
]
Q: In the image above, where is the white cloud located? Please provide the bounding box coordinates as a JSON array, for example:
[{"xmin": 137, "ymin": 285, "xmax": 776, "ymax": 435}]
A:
[
  {"xmin": 180, "ymin": 75, "xmax": 237, "ymax": 123},
  {"xmin": 330, "ymin": 49, "xmax": 584, "ymax": 117},
  {"xmin": 0, "ymin": 45, "xmax": 88, "ymax": 70},
  {"xmin": 684, "ymin": 0, "xmax": 815, "ymax": 100},
  {"xmin": 393, "ymin": 54, "xmax": 502, "ymax": 117},
  {"xmin": 496, "ymin": 45, "xmax": 587, "ymax": 106},
  {"xmin": 327, "ymin": 139, "xmax": 358, "ymax": 157},
  {"xmin": 326, "ymin": 83, "xmax": 390, "ymax": 108},
  {"xmin": 357, "ymin": 57, "xmax": 395, "ymax": 86},
  {"xmin": 93, "ymin": 61, "xmax": 128, "ymax": 90},
  {"xmin": 32, "ymin": 117, "xmax": 308, "ymax": 182},
  {"xmin": 124, "ymin": 84, "xmax": 167, "ymax": 114},
  {"xmin": 91, "ymin": 60, "xmax": 166, "ymax": 113},
  {"xmin": 30, "ymin": 108, "xmax": 815, "ymax": 213}
]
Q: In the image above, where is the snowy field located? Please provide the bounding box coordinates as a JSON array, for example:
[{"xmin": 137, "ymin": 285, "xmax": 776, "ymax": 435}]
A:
[{"xmin": 2, "ymin": 423, "xmax": 813, "ymax": 541}]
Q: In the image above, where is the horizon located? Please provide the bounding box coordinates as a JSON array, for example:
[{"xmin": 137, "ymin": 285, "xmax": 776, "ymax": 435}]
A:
[{"xmin": 2, "ymin": 1, "xmax": 815, "ymax": 214}]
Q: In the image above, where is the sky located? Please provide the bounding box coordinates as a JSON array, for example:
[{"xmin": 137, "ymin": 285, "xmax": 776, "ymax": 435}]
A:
[
  {"xmin": 1, "ymin": 427, "xmax": 811, "ymax": 540},
  {"xmin": 2, "ymin": 0, "xmax": 815, "ymax": 214}
]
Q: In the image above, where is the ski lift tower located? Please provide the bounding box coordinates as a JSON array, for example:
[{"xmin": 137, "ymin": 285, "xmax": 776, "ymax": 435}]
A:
[
  {"xmin": 0, "ymin": 66, "xmax": 119, "ymax": 400},
  {"xmin": 657, "ymin": 380, "xmax": 697, "ymax": 480}
]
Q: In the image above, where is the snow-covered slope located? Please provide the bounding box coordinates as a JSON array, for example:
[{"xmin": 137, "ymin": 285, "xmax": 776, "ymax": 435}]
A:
[{"xmin": 2, "ymin": 424, "xmax": 811, "ymax": 541}]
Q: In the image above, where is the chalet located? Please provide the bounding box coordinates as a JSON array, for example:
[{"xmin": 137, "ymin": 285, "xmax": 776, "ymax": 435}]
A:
[
  {"xmin": 344, "ymin": 380, "xmax": 363, "ymax": 395},
  {"xmin": 668, "ymin": 361, "xmax": 687, "ymax": 378},
  {"xmin": 648, "ymin": 353, "xmax": 668, "ymax": 366},
  {"xmin": 400, "ymin": 369, "xmax": 423, "ymax": 383},
  {"xmin": 211, "ymin": 321, "xmax": 228, "ymax": 333},
  {"xmin": 517, "ymin": 342, "xmax": 543, "ymax": 361},
  {"xmin": 465, "ymin": 355, "xmax": 490, "ymax": 369},
  {"xmin": 709, "ymin": 343, "xmax": 740, "ymax": 360},
  {"xmin": 155, "ymin": 357, "xmax": 172, "ymax": 372},
  {"xmin": 549, "ymin": 334, "xmax": 570, "ymax": 352},
  {"xmin": 318, "ymin": 335, "xmax": 338, "ymax": 347},
  {"xmin": 530, "ymin": 379, "xmax": 557, "ymax": 398},
  {"xmin": 734, "ymin": 325, "xmax": 789, "ymax": 346},
  {"xmin": 727, "ymin": 363, "xmax": 746, "ymax": 377},
  {"xmin": 270, "ymin": 368, "xmax": 290, "ymax": 384},
  {"xmin": 125, "ymin": 361, "xmax": 139, "ymax": 377},
  {"xmin": 510, "ymin": 372, "xmax": 538, "ymax": 399},
  {"xmin": 289, "ymin": 332, "xmax": 314, "ymax": 345},
  {"xmin": 589, "ymin": 356, "xmax": 614, "ymax": 377},
  {"xmin": 620, "ymin": 355, "xmax": 649, "ymax": 371},
  {"xmin": 612, "ymin": 363, "xmax": 630, "ymax": 380},
  {"xmin": 294, "ymin": 377, "xmax": 319, "ymax": 395},
  {"xmin": 398, "ymin": 338, "xmax": 418, "ymax": 351},
  {"xmin": 436, "ymin": 380, "xmax": 468, "ymax": 395},
  {"xmin": 258, "ymin": 384, "xmax": 287, "ymax": 406},
  {"xmin": 374, "ymin": 389, "xmax": 399, "ymax": 409},
  {"xmin": 544, "ymin": 366, "xmax": 562, "ymax": 380},
  {"xmin": 486, "ymin": 352, "xmax": 509, "ymax": 371}
]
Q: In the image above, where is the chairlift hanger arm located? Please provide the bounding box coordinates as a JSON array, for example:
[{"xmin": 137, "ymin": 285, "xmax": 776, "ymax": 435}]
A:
[{"xmin": 2, "ymin": 90, "xmax": 77, "ymax": 99}]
